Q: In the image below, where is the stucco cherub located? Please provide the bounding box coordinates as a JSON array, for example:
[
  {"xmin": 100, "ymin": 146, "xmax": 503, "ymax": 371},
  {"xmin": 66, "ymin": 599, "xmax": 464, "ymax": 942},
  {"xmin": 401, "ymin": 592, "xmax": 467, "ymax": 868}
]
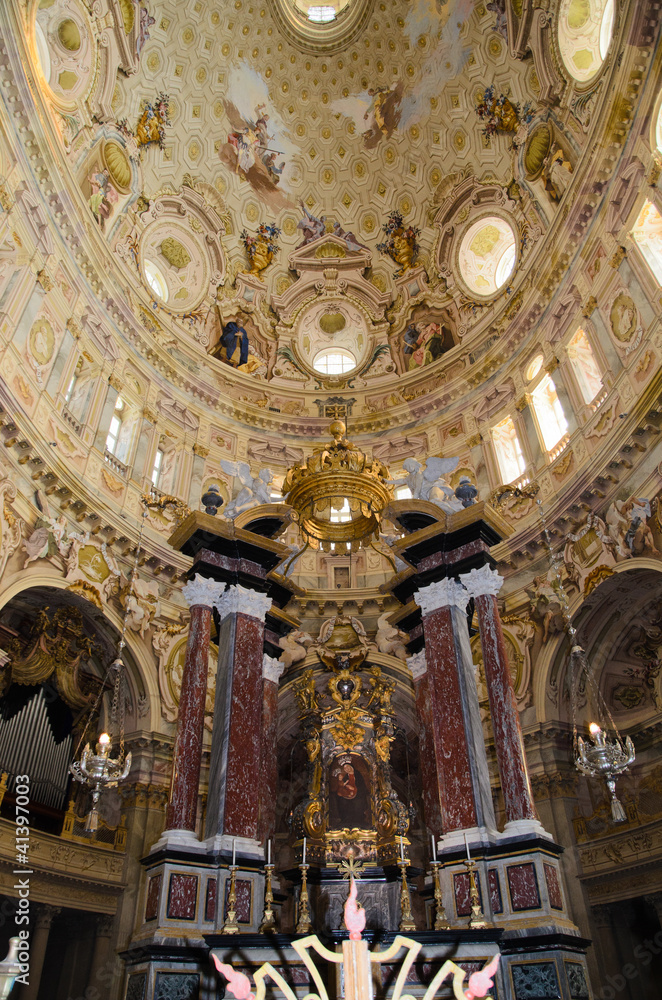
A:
[
  {"xmin": 278, "ymin": 629, "xmax": 314, "ymax": 671},
  {"xmin": 374, "ymin": 612, "xmax": 408, "ymax": 662},
  {"xmin": 220, "ymin": 461, "xmax": 274, "ymax": 519}
]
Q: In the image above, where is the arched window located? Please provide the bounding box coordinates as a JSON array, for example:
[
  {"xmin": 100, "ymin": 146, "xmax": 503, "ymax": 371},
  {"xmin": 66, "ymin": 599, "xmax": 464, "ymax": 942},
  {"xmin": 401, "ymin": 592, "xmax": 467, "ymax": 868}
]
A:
[
  {"xmin": 492, "ymin": 416, "xmax": 527, "ymax": 484},
  {"xmin": 530, "ymin": 374, "xmax": 569, "ymax": 452},
  {"xmin": 567, "ymin": 328, "xmax": 602, "ymax": 403},
  {"xmin": 151, "ymin": 448, "xmax": 164, "ymax": 487},
  {"xmin": 105, "ymin": 396, "xmax": 124, "ymax": 457},
  {"xmin": 105, "ymin": 397, "xmax": 138, "ymax": 466},
  {"xmin": 631, "ymin": 200, "xmax": 662, "ymax": 285}
]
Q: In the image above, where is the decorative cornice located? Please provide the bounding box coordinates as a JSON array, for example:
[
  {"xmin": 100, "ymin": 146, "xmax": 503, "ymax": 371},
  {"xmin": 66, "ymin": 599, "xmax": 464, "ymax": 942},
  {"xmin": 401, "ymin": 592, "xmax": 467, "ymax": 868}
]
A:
[
  {"xmin": 407, "ymin": 650, "xmax": 427, "ymax": 681},
  {"xmin": 414, "ymin": 578, "xmax": 469, "ymax": 615},
  {"xmin": 182, "ymin": 574, "xmax": 226, "ymax": 609},
  {"xmin": 460, "ymin": 564, "xmax": 504, "ymax": 598},
  {"xmin": 215, "ymin": 584, "xmax": 272, "ymax": 622},
  {"xmin": 262, "ymin": 654, "xmax": 284, "ymax": 685}
]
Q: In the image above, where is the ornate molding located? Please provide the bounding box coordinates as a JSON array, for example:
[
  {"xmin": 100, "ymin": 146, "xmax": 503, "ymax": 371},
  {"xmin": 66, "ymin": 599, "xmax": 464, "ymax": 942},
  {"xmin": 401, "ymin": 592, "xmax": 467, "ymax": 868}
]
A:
[
  {"xmin": 407, "ymin": 650, "xmax": 427, "ymax": 681},
  {"xmin": 460, "ymin": 564, "xmax": 503, "ymax": 599},
  {"xmin": 414, "ymin": 578, "xmax": 468, "ymax": 615},
  {"xmin": 182, "ymin": 574, "xmax": 225, "ymax": 609},
  {"xmin": 215, "ymin": 583, "xmax": 272, "ymax": 622},
  {"xmin": 263, "ymin": 653, "xmax": 284, "ymax": 685}
]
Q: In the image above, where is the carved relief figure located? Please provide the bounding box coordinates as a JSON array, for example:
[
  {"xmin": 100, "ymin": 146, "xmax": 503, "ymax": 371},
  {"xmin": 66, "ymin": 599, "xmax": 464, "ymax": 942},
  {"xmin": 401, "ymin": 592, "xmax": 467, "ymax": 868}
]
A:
[
  {"xmin": 23, "ymin": 514, "xmax": 70, "ymax": 568},
  {"xmin": 219, "ymin": 461, "xmax": 274, "ymax": 518},
  {"xmin": 543, "ymin": 145, "xmax": 573, "ymax": 201},
  {"xmin": 88, "ymin": 169, "xmax": 118, "ymax": 229},
  {"xmin": 278, "ymin": 630, "xmax": 314, "ymax": 671},
  {"xmin": 377, "ymin": 211, "xmax": 420, "ymax": 276},
  {"xmin": 296, "ymin": 204, "xmax": 327, "ymax": 247},
  {"xmin": 134, "ymin": 93, "xmax": 172, "ymax": 150},
  {"xmin": 239, "ymin": 223, "xmax": 281, "ymax": 280},
  {"xmin": 402, "ymin": 320, "xmax": 452, "ymax": 370},
  {"xmin": 390, "ymin": 457, "xmax": 463, "ymax": 513},
  {"xmin": 373, "ymin": 613, "xmax": 408, "ymax": 662}
]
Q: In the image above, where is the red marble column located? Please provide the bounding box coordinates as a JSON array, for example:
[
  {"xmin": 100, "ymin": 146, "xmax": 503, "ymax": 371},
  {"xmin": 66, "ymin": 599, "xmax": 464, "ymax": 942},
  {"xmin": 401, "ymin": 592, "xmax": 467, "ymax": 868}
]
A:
[
  {"xmin": 205, "ymin": 585, "xmax": 272, "ymax": 844},
  {"xmin": 462, "ymin": 564, "xmax": 537, "ymax": 824},
  {"xmin": 165, "ymin": 574, "xmax": 223, "ymax": 832},
  {"xmin": 260, "ymin": 655, "xmax": 283, "ymax": 843},
  {"xmin": 414, "ymin": 580, "xmax": 480, "ymax": 833}
]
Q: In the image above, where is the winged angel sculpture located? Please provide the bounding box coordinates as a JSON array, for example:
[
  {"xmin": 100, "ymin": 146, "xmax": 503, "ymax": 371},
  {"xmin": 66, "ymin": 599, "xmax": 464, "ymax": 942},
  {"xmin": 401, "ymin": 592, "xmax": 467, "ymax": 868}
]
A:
[
  {"xmin": 220, "ymin": 461, "xmax": 274, "ymax": 519},
  {"xmin": 391, "ymin": 457, "xmax": 464, "ymax": 514},
  {"xmin": 213, "ymin": 878, "xmax": 499, "ymax": 1000}
]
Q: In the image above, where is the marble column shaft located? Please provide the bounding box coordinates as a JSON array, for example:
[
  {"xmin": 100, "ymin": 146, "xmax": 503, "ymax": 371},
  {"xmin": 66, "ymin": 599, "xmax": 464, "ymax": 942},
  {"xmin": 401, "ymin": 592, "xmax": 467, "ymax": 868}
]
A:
[
  {"xmin": 260, "ymin": 655, "xmax": 283, "ymax": 843},
  {"xmin": 165, "ymin": 574, "xmax": 224, "ymax": 833},
  {"xmin": 205, "ymin": 585, "xmax": 272, "ymax": 843},
  {"xmin": 462, "ymin": 564, "xmax": 537, "ymax": 824},
  {"xmin": 19, "ymin": 905, "xmax": 59, "ymax": 1000},
  {"xmin": 414, "ymin": 579, "xmax": 495, "ymax": 833}
]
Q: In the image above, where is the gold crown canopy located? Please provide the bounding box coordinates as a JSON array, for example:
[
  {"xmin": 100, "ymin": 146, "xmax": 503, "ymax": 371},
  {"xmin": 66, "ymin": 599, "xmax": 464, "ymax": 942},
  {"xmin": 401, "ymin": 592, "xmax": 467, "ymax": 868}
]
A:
[{"xmin": 283, "ymin": 420, "xmax": 393, "ymax": 552}]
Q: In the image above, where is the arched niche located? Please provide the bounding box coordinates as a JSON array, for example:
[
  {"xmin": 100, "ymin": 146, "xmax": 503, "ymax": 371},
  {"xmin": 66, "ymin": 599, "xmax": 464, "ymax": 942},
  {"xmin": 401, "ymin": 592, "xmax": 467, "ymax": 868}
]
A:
[
  {"xmin": 534, "ymin": 561, "xmax": 662, "ymax": 726},
  {"xmin": 0, "ymin": 579, "xmax": 159, "ymax": 734}
]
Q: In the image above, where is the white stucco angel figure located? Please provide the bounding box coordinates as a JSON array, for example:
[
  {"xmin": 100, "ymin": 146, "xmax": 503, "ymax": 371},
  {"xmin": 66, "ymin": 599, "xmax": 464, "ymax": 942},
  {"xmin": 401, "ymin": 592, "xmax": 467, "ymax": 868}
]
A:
[
  {"xmin": 278, "ymin": 629, "xmax": 314, "ymax": 670},
  {"xmin": 220, "ymin": 461, "xmax": 274, "ymax": 519},
  {"xmin": 391, "ymin": 457, "xmax": 464, "ymax": 513},
  {"xmin": 23, "ymin": 514, "xmax": 70, "ymax": 568},
  {"xmin": 374, "ymin": 612, "xmax": 408, "ymax": 662}
]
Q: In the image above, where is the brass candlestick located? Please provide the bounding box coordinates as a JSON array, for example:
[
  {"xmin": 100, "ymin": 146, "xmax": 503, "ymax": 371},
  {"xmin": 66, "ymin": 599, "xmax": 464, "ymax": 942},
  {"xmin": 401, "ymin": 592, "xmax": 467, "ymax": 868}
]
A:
[
  {"xmin": 222, "ymin": 865, "xmax": 240, "ymax": 934},
  {"xmin": 259, "ymin": 863, "xmax": 276, "ymax": 933},
  {"xmin": 296, "ymin": 863, "xmax": 312, "ymax": 934},
  {"xmin": 463, "ymin": 859, "xmax": 488, "ymax": 929},
  {"xmin": 430, "ymin": 861, "xmax": 450, "ymax": 930},
  {"xmin": 397, "ymin": 858, "xmax": 417, "ymax": 932}
]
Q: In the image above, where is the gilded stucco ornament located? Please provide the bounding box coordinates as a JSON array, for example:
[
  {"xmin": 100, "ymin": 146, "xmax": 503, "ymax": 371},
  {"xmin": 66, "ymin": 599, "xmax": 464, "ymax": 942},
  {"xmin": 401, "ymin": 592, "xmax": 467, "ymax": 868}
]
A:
[{"xmin": 282, "ymin": 420, "xmax": 393, "ymax": 553}]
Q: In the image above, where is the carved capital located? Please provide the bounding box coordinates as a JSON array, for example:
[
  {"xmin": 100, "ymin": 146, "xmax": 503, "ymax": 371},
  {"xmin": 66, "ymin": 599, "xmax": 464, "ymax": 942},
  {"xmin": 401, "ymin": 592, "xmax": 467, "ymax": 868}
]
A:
[
  {"xmin": 108, "ymin": 374, "xmax": 124, "ymax": 392},
  {"xmin": 35, "ymin": 904, "xmax": 60, "ymax": 930},
  {"xmin": 407, "ymin": 650, "xmax": 427, "ymax": 681},
  {"xmin": 66, "ymin": 317, "xmax": 83, "ymax": 340},
  {"xmin": 263, "ymin": 653, "xmax": 284, "ymax": 685},
  {"xmin": 35, "ymin": 268, "xmax": 53, "ymax": 291},
  {"xmin": 182, "ymin": 573, "xmax": 225, "ymax": 609},
  {"xmin": 545, "ymin": 356, "xmax": 560, "ymax": 375},
  {"xmin": 143, "ymin": 406, "xmax": 158, "ymax": 424},
  {"xmin": 460, "ymin": 564, "xmax": 503, "ymax": 598},
  {"xmin": 582, "ymin": 296, "xmax": 597, "ymax": 318},
  {"xmin": 215, "ymin": 583, "xmax": 271, "ymax": 622},
  {"xmin": 466, "ymin": 434, "xmax": 482, "ymax": 448},
  {"xmin": 415, "ymin": 578, "xmax": 469, "ymax": 615},
  {"xmin": 515, "ymin": 394, "xmax": 528, "ymax": 411},
  {"xmin": 609, "ymin": 246, "xmax": 627, "ymax": 268},
  {"xmin": 193, "ymin": 443, "xmax": 210, "ymax": 458}
]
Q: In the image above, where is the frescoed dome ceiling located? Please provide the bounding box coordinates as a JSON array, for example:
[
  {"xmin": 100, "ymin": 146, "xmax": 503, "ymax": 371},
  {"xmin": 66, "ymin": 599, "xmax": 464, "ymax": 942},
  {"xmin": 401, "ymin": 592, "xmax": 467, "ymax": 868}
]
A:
[
  {"xmin": 110, "ymin": 0, "xmax": 525, "ymax": 240},
  {"xmin": 8, "ymin": 0, "xmax": 649, "ymax": 446}
]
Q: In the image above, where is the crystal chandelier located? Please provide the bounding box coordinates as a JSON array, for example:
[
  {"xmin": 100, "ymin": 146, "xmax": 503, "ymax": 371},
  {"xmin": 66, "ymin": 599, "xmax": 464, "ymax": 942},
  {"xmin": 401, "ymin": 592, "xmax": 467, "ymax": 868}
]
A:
[{"xmin": 492, "ymin": 481, "xmax": 635, "ymax": 822}]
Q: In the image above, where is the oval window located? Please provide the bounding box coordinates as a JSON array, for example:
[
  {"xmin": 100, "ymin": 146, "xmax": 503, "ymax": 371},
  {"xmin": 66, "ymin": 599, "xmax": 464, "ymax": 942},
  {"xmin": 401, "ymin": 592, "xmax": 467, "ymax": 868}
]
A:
[
  {"xmin": 458, "ymin": 217, "xmax": 517, "ymax": 297},
  {"xmin": 526, "ymin": 354, "xmax": 544, "ymax": 381},
  {"xmin": 144, "ymin": 259, "xmax": 169, "ymax": 302},
  {"xmin": 313, "ymin": 348, "xmax": 356, "ymax": 375},
  {"xmin": 558, "ymin": 0, "xmax": 614, "ymax": 83}
]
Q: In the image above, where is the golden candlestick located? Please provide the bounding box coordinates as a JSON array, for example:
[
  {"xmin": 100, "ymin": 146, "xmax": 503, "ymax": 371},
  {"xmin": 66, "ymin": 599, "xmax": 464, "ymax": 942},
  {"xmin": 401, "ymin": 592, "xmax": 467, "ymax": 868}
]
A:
[
  {"xmin": 296, "ymin": 863, "xmax": 312, "ymax": 934},
  {"xmin": 429, "ymin": 861, "xmax": 450, "ymax": 930},
  {"xmin": 463, "ymin": 859, "xmax": 488, "ymax": 929},
  {"xmin": 259, "ymin": 863, "xmax": 276, "ymax": 933},
  {"xmin": 397, "ymin": 858, "xmax": 416, "ymax": 932},
  {"xmin": 222, "ymin": 865, "xmax": 240, "ymax": 934}
]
